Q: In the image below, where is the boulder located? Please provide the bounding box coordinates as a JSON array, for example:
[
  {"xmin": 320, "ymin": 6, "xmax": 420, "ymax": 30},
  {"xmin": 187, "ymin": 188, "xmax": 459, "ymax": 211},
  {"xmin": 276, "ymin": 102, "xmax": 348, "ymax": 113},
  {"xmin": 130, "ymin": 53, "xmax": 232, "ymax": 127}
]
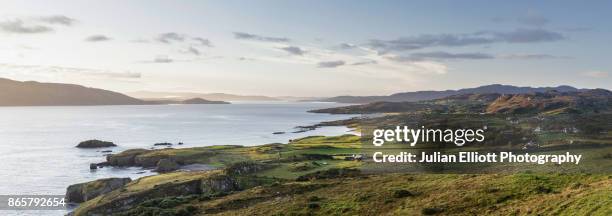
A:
[
  {"xmin": 65, "ymin": 178, "xmax": 131, "ymax": 203},
  {"xmin": 89, "ymin": 163, "xmax": 98, "ymax": 170},
  {"xmin": 76, "ymin": 140, "xmax": 116, "ymax": 148},
  {"xmin": 154, "ymin": 159, "xmax": 179, "ymax": 173}
]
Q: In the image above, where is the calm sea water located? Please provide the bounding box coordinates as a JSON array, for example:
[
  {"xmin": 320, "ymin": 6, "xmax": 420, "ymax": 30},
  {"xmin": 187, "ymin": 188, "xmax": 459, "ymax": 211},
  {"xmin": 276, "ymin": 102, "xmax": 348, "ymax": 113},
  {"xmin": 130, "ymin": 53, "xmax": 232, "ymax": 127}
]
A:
[{"xmin": 0, "ymin": 102, "xmax": 354, "ymax": 212}]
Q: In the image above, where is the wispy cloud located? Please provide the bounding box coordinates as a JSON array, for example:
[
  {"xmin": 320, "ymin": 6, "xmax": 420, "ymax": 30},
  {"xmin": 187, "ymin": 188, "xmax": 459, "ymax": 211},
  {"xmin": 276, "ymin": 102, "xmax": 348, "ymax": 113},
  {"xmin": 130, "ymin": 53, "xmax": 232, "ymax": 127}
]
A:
[
  {"xmin": 0, "ymin": 63, "xmax": 140, "ymax": 79},
  {"xmin": 498, "ymin": 53, "xmax": 568, "ymax": 60},
  {"xmin": 279, "ymin": 46, "xmax": 306, "ymax": 55},
  {"xmin": 368, "ymin": 28, "xmax": 564, "ymax": 52},
  {"xmin": 153, "ymin": 55, "xmax": 173, "ymax": 63},
  {"xmin": 318, "ymin": 60, "xmax": 345, "ymax": 68},
  {"xmin": 183, "ymin": 46, "xmax": 201, "ymax": 56},
  {"xmin": 233, "ymin": 32, "xmax": 289, "ymax": 42},
  {"xmin": 192, "ymin": 37, "xmax": 212, "ymax": 47},
  {"xmin": 517, "ymin": 12, "xmax": 549, "ymax": 27},
  {"xmin": 85, "ymin": 34, "xmax": 112, "ymax": 42},
  {"xmin": 338, "ymin": 43, "xmax": 357, "ymax": 49},
  {"xmin": 156, "ymin": 32, "xmax": 185, "ymax": 43},
  {"xmin": 0, "ymin": 19, "xmax": 53, "ymax": 34},
  {"xmin": 36, "ymin": 15, "xmax": 76, "ymax": 26},
  {"xmin": 408, "ymin": 52, "xmax": 494, "ymax": 60},
  {"xmin": 351, "ymin": 60, "xmax": 377, "ymax": 65},
  {"xmin": 0, "ymin": 15, "xmax": 76, "ymax": 34},
  {"xmin": 582, "ymin": 70, "xmax": 608, "ymax": 78}
]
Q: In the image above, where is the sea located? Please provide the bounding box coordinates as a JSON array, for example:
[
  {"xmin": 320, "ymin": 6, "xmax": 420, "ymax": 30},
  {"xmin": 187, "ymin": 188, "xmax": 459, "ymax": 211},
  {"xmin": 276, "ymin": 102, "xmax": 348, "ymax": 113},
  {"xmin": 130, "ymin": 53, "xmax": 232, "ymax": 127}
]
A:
[{"xmin": 0, "ymin": 102, "xmax": 356, "ymax": 215}]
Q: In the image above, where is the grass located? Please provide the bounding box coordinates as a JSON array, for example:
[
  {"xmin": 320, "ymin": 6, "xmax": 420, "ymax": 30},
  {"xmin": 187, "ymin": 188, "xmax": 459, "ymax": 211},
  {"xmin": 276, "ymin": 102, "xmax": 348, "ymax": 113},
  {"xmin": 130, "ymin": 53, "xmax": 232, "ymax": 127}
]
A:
[{"xmin": 181, "ymin": 173, "xmax": 611, "ymax": 216}]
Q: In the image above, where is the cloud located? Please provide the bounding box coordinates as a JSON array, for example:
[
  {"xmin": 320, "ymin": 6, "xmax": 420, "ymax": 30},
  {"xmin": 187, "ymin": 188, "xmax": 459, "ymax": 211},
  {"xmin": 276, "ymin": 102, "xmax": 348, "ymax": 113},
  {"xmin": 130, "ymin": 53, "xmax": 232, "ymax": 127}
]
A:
[
  {"xmin": 0, "ymin": 19, "xmax": 53, "ymax": 34},
  {"xmin": 279, "ymin": 46, "xmax": 306, "ymax": 55},
  {"xmin": 488, "ymin": 28, "xmax": 564, "ymax": 43},
  {"xmin": 0, "ymin": 63, "xmax": 140, "ymax": 79},
  {"xmin": 85, "ymin": 34, "xmax": 112, "ymax": 42},
  {"xmin": 192, "ymin": 37, "xmax": 212, "ymax": 47},
  {"xmin": 368, "ymin": 28, "xmax": 564, "ymax": 52},
  {"xmin": 153, "ymin": 56, "xmax": 173, "ymax": 63},
  {"xmin": 498, "ymin": 54, "xmax": 567, "ymax": 60},
  {"xmin": 233, "ymin": 32, "xmax": 289, "ymax": 42},
  {"xmin": 184, "ymin": 46, "xmax": 201, "ymax": 56},
  {"xmin": 409, "ymin": 52, "xmax": 494, "ymax": 60},
  {"xmin": 582, "ymin": 71, "xmax": 608, "ymax": 78},
  {"xmin": 156, "ymin": 32, "xmax": 185, "ymax": 43},
  {"xmin": 338, "ymin": 43, "xmax": 357, "ymax": 49},
  {"xmin": 318, "ymin": 60, "xmax": 346, "ymax": 68},
  {"xmin": 36, "ymin": 15, "xmax": 76, "ymax": 26},
  {"xmin": 351, "ymin": 60, "xmax": 377, "ymax": 65},
  {"xmin": 517, "ymin": 14, "xmax": 549, "ymax": 27},
  {"xmin": 561, "ymin": 27, "xmax": 592, "ymax": 32},
  {"xmin": 0, "ymin": 15, "xmax": 76, "ymax": 34}
]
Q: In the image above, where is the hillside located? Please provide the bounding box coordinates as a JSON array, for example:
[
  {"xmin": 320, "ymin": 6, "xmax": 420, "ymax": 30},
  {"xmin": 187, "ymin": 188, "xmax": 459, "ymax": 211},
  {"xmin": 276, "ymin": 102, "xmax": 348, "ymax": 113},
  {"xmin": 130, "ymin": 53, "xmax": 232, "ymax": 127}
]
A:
[
  {"xmin": 486, "ymin": 89, "xmax": 612, "ymax": 114},
  {"xmin": 311, "ymin": 90, "xmax": 611, "ymax": 115},
  {"xmin": 71, "ymin": 133, "xmax": 612, "ymax": 215},
  {"xmin": 320, "ymin": 84, "xmax": 583, "ymax": 104},
  {"xmin": 0, "ymin": 78, "xmax": 145, "ymax": 106}
]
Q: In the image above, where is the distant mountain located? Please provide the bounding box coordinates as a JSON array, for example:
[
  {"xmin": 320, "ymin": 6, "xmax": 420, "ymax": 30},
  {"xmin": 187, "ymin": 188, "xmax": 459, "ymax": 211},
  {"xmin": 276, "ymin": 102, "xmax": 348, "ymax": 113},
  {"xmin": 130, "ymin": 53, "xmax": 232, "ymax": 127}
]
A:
[
  {"xmin": 275, "ymin": 96, "xmax": 324, "ymax": 102},
  {"xmin": 126, "ymin": 91, "xmax": 279, "ymax": 101},
  {"xmin": 486, "ymin": 89, "xmax": 611, "ymax": 114},
  {"xmin": 319, "ymin": 84, "xmax": 585, "ymax": 103},
  {"xmin": 0, "ymin": 78, "xmax": 145, "ymax": 106},
  {"xmin": 180, "ymin": 98, "xmax": 230, "ymax": 104},
  {"xmin": 311, "ymin": 89, "xmax": 612, "ymax": 115}
]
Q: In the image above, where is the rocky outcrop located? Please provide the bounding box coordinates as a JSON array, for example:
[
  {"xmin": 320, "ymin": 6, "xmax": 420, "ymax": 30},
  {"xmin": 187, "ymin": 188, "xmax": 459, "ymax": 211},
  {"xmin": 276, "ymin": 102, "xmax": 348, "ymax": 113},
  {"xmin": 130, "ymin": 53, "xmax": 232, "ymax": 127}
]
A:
[
  {"xmin": 74, "ymin": 172, "xmax": 246, "ymax": 215},
  {"xmin": 106, "ymin": 149, "xmax": 150, "ymax": 166},
  {"xmin": 65, "ymin": 178, "xmax": 131, "ymax": 203},
  {"xmin": 77, "ymin": 179, "xmax": 202, "ymax": 215},
  {"xmin": 154, "ymin": 159, "xmax": 179, "ymax": 173},
  {"xmin": 200, "ymin": 174, "xmax": 239, "ymax": 195},
  {"xmin": 76, "ymin": 140, "xmax": 116, "ymax": 148},
  {"xmin": 225, "ymin": 161, "xmax": 268, "ymax": 176}
]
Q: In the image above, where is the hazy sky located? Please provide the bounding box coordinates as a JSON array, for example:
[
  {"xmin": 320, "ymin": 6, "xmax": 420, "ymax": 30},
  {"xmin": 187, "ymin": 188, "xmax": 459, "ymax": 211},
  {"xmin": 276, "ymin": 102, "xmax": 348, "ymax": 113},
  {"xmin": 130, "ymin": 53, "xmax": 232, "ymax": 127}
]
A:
[{"xmin": 0, "ymin": 0, "xmax": 610, "ymax": 96}]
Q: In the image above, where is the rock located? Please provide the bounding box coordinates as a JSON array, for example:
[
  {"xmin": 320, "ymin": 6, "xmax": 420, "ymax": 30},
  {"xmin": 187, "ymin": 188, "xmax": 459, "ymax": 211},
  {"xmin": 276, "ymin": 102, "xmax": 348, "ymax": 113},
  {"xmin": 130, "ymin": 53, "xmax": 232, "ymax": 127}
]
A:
[
  {"xmin": 65, "ymin": 178, "xmax": 131, "ymax": 203},
  {"xmin": 178, "ymin": 142, "xmax": 184, "ymax": 145},
  {"xmin": 76, "ymin": 140, "xmax": 117, "ymax": 148},
  {"xmin": 273, "ymin": 132, "xmax": 285, "ymax": 135},
  {"xmin": 89, "ymin": 163, "xmax": 98, "ymax": 170},
  {"xmin": 100, "ymin": 150, "xmax": 112, "ymax": 153},
  {"xmin": 96, "ymin": 162, "xmax": 109, "ymax": 168},
  {"xmin": 225, "ymin": 161, "xmax": 267, "ymax": 176},
  {"xmin": 154, "ymin": 159, "xmax": 179, "ymax": 173},
  {"xmin": 134, "ymin": 154, "xmax": 168, "ymax": 168},
  {"xmin": 200, "ymin": 174, "xmax": 239, "ymax": 196},
  {"xmin": 154, "ymin": 142, "xmax": 172, "ymax": 146},
  {"xmin": 106, "ymin": 149, "xmax": 150, "ymax": 166}
]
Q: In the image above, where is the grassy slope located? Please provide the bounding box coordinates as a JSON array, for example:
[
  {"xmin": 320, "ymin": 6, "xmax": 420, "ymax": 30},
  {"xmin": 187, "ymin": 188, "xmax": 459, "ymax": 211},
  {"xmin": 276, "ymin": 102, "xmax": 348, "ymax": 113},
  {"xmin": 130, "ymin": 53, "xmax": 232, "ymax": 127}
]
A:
[
  {"xmin": 174, "ymin": 173, "xmax": 611, "ymax": 216},
  {"xmin": 75, "ymin": 134, "xmax": 612, "ymax": 215}
]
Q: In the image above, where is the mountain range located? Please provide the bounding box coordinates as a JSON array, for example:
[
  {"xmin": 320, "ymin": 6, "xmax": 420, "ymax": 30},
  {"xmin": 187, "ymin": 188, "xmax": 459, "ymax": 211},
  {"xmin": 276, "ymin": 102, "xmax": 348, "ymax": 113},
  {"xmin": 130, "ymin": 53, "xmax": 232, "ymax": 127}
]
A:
[
  {"xmin": 311, "ymin": 89, "xmax": 612, "ymax": 115},
  {"xmin": 126, "ymin": 91, "xmax": 280, "ymax": 101},
  {"xmin": 0, "ymin": 78, "xmax": 228, "ymax": 106},
  {"xmin": 318, "ymin": 84, "xmax": 587, "ymax": 103}
]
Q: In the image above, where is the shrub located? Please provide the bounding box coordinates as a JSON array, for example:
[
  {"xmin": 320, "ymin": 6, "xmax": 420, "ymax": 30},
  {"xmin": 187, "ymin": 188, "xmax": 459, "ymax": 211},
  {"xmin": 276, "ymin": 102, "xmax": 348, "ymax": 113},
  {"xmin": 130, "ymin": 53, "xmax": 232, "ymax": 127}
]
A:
[
  {"xmin": 421, "ymin": 207, "xmax": 445, "ymax": 215},
  {"xmin": 392, "ymin": 189, "xmax": 413, "ymax": 198}
]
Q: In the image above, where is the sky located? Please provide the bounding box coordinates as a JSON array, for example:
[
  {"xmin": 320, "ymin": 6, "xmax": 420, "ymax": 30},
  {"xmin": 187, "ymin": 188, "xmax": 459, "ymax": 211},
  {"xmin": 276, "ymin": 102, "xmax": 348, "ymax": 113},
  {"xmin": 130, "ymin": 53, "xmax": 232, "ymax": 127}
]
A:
[{"xmin": 0, "ymin": 0, "xmax": 610, "ymax": 97}]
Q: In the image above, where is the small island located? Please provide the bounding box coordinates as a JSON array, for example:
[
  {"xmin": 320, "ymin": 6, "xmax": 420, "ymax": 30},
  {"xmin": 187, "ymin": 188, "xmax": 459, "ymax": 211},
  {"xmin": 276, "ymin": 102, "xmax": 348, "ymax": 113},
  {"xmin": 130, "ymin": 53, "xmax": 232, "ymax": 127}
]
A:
[
  {"xmin": 180, "ymin": 97, "xmax": 230, "ymax": 104},
  {"xmin": 76, "ymin": 140, "xmax": 117, "ymax": 148}
]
